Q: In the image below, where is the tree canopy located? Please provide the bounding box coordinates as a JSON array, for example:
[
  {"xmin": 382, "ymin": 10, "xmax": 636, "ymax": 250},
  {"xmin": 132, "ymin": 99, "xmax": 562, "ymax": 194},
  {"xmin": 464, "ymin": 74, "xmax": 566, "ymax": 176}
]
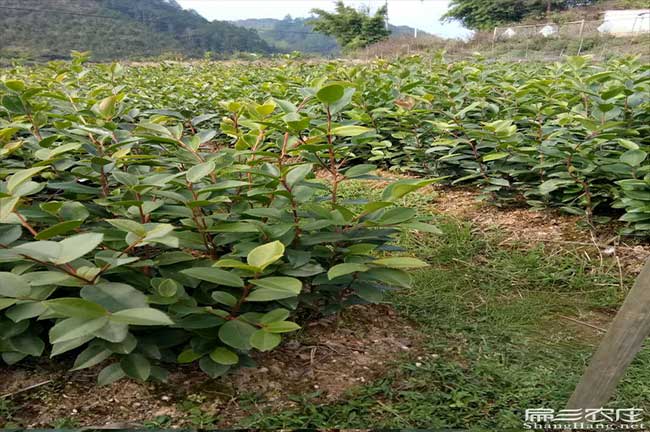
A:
[
  {"xmin": 309, "ymin": 1, "xmax": 391, "ymax": 51},
  {"xmin": 443, "ymin": 0, "xmax": 598, "ymax": 30}
]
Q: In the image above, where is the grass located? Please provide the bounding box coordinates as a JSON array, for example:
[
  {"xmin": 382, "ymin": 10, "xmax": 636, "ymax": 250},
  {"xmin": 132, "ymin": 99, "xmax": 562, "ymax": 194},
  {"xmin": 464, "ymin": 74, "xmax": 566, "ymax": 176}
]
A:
[{"xmin": 235, "ymin": 181, "xmax": 650, "ymax": 430}]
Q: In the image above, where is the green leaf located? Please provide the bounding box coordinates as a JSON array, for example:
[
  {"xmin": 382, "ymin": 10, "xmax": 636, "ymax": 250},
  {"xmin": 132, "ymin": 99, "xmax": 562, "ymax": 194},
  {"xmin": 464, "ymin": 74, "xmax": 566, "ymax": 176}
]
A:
[
  {"xmin": 247, "ymin": 277, "xmax": 302, "ymax": 302},
  {"xmin": 372, "ymin": 257, "xmax": 429, "ymax": 269},
  {"xmin": 218, "ymin": 319, "xmax": 256, "ymax": 350},
  {"xmin": 0, "ymin": 272, "xmax": 30, "ymax": 297},
  {"xmin": 94, "ymin": 322, "xmax": 129, "ymax": 343},
  {"xmin": 181, "ymin": 267, "xmax": 244, "ymax": 288},
  {"xmin": 121, "ymin": 353, "xmax": 151, "ymax": 381},
  {"xmin": 49, "ymin": 316, "xmax": 109, "ymax": 344},
  {"xmin": 96, "ymin": 95, "xmax": 117, "ymax": 119},
  {"xmin": 327, "ymin": 263, "xmax": 369, "ymax": 280},
  {"xmin": 34, "ymin": 220, "xmax": 82, "ymax": 240},
  {"xmin": 52, "ymin": 233, "xmax": 104, "ymax": 264},
  {"xmin": 211, "ymin": 291, "xmax": 237, "ymax": 307},
  {"xmin": 345, "ymin": 164, "xmax": 377, "ymax": 178},
  {"xmin": 110, "ymin": 308, "xmax": 174, "ymax": 326},
  {"xmin": 316, "ymin": 84, "xmax": 344, "ymax": 105},
  {"xmin": 0, "ymin": 225, "xmax": 22, "ymax": 246},
  {"xmin": 363, "ymin": 268, "xmax": 412, "ymax": 288},
  {"xmin": 263, "ymin": 321, "xmax": 301, "ymax": 334},
  {"xmin": 113, "ymin": 171, "xmax": 139, "ymax": 186},
  {"xmin": 249, "ymin": 330, "xmax": 281, "ymax": 352},
  {"xmin": 0, "ymin": 298, "xmax": 17, "ymax": 311},
  {"xmin": 0, "ymin": 196, "xmax": 20, "ymax": 220},
  {"xmin": 199, "ymin": 356, "xmax": 230, "ymax": 378},
  {"xmin": 81, "ymin": 283, "xmax": 148, "ymax": 312},
  {"xmin": 331, "ymin": 125, "xmax": 371, "ymax": 137},
  {"xmin": 71, "ymin": 345, "xmax": 112, "ymax": 371},
  {"xmin": 45, "ymin": 298, "xmax": 107, "ymax": 318},
  {"xmin": 10, "ymin": 334, "xmax": 45, "ymax": 356},
  {"xmin": 247, "ymin": 241, "xmax": 285, "ymax": 270},
  {"xmin": 13, "ymin": 241, "xmax": 62, "ymax": 262},
  {"xmin": 187, "ymin": 160, "xmax": 215, "ymax": 183},
  {"xmin": 286, "ymin": 164, "xmax": 312, "ymax": 188},
  {"xmin": 259, "ymin": 308, "xmax": 291, "ymax": 324},
  {"xmin": 7, "ymin": 167, "xmax": 47, "ymax": 194},
  {"xmin": 382, "ymin": 179, "xmax": 441, "ymax": 202},
  {"xmin": 97, "ymin": 363, "xmax": 125, "ymax": 386},
  {"xmin": 620, "ymin": 150, "xmax": 646, "ymax": 167},
  {"xmin": 210, "ymin": 347, "xmax": 239, "ymax": 365},
  {"xmin": 482, "ymin": 152, "xmax": 509, "ymax": 162},
  {"xmin": 106, "ymin": 219, "xmax": 147, "ymax": 236},
  {"xmin": 539, "ymin": 179, "xmax": 573, "ymax": 195},
  {"xmin": 177, "ymin": 349, "xmax": 203, "ymax": 364}
]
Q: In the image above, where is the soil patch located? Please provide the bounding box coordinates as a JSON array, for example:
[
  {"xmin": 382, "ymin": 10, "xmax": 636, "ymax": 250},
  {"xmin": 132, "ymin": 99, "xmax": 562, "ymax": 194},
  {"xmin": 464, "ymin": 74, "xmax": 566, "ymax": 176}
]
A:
[{"xmin": 0, "ymin": 305, "xmax": 422, "ymax": 428}]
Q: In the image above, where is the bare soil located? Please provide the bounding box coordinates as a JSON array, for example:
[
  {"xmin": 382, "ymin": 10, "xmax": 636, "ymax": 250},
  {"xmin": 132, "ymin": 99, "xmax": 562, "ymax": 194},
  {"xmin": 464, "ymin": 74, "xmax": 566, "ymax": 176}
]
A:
[{"xmin": 0, "ymin": 305, "xmax": 422, "ymax": 428}]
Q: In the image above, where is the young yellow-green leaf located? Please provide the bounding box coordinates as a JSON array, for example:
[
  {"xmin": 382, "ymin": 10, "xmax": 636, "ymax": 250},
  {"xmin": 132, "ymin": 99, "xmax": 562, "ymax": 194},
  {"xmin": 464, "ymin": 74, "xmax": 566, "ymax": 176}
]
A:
[
  {"xmin": 0, "ymin": 196, "xmax": 20, "ymax": 220},
  {"xmin": 34, "ymin": 220, "xmax": 82, "ymax": 240},
  {"xmin": 51, "ymin": 233, "xmax": 104, "ymax": 264},
  {"xmin": 482, "ymin": 152, "xmax": 509, "ymax": 162},
  {"xmin": 331, "ymin": 125, "xmax": 372, "ymax": 137},
  {"xmin": 263, "ymin": 321, "xmax": 301, "ymax": 334},
  {"xmin": 327, "ymin": 263, "xmax": 369, "ymax": 280},
  {"xmin": 181, "ymin": 267, "xmax": 244, "ymax": 288},
  {"xmin": 372, "ymin": 257, "xmax": 429, "ymax": 269},
  {"xmin": 177, "ymin": 348, "xmax": 203, "ymax": 364},
  {"xmin": 0, "ymin": 272, "xmax": 30, "ymax": 297},
  {"xmin": 96, "ymin": 95, "xmax": 118, "ymax": 119},
  {"xmin": 249, "ymin": 329, "xmax": 281, "ymax": 352},
  {"xmin": 7, "ymin": 167, "xmax": 47, "ymax": 194},
  {"xmin": 209, "ymin": 347, "xmax": 239, "ymax": 365},
  {"xmin": 247, "ymin": 241, "xmax": 285, "ymax": 270},
  {"xmin": 107, "ymin": 219, "xmax": 147, "ymax": 236}
]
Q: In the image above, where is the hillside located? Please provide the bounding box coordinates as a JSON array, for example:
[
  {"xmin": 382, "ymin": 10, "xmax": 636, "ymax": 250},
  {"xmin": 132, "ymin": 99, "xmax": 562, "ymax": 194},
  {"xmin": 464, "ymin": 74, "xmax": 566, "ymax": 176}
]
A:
[
  {"xmin": 232, "ymin": 16, "xmax": 431, "ymax": 55},
  {"xmin": 0, "ymin": 0, "xmax": 272, "ymax": 61}
]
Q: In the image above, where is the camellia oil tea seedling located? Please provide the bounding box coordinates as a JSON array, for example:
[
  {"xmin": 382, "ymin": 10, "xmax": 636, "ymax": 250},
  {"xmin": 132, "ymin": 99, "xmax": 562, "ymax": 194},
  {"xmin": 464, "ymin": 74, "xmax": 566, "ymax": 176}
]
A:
[{"xmin": 0, "ymin": 53, "xmax": 436, "ymax": 384}]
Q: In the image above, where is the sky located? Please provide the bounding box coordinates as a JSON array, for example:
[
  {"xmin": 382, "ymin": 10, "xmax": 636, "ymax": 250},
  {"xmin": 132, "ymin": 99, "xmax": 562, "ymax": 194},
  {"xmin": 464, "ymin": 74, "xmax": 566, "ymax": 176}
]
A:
[{"xmin": 176, "ymin": 0, "xmax": 472, "ymax": 39}]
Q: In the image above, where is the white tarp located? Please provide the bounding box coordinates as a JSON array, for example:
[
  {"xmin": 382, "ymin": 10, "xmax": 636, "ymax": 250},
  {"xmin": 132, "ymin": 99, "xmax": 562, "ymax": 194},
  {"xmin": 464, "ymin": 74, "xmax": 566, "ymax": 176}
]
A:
[
  {"xmin": 539, "ymin": 24, "xmax": 557, "ymax": 37},
  {"xmin": 598, "ymin": 9, "xmax": 650, "ymax": 36},
  {"xmin": 503, "ymin": 28, "xmax": 516, "ymax": 38}
]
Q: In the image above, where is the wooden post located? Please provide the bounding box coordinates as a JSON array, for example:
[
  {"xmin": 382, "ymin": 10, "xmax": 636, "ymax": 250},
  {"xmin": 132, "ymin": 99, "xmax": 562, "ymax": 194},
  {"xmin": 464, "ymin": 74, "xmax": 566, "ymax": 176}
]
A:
[
  {"xmin": 567, "ymin": 257, "xmax": 650, "ymax": 410},
  {"xmin": 492, "ymin": 27, "xmax": 498, "ymax": 52},
  {"xmin": 577, "ymin": 19, "xmax": 586, "ymax": 55}
]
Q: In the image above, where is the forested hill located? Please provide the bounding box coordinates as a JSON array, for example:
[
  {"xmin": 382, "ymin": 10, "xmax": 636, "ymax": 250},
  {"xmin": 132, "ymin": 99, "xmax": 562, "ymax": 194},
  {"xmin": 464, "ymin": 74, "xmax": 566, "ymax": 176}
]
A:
[
  {"xmin": 0, "ymin": 0, "xmax": 272, "ymax": 61},
  {"xmin": 232, "ymin": 16, "xmax": 431, "ymax": 55}
]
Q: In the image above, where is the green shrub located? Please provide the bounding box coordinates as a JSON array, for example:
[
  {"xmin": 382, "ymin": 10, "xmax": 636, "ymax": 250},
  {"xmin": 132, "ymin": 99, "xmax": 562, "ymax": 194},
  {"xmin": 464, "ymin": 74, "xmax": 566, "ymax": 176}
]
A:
[{"xmin": 0, "ymin": 55, "xmax": 435, "ymax": 383}]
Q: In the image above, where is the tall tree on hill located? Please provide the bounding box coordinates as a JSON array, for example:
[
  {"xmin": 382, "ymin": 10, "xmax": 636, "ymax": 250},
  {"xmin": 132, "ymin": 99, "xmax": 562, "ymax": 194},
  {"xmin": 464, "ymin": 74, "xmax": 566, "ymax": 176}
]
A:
[
  {"xmin": 309, "ymin": 1, "xmax": 391, "ymax": 51},
  {"xmin": 443, "ymin": 0, "xmax": 598, "ymax": 30}
]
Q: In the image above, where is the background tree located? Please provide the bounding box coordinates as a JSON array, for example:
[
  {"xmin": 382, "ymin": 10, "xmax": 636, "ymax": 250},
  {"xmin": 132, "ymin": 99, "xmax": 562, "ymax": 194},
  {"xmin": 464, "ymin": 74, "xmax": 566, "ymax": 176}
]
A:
[
  {"xmin": 443, "ymin": 0, "xmax": 599, "ymax": 30},
  {"xmin": 309, "ymin": 1, "xmax": 391, "ymax": 51}
]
